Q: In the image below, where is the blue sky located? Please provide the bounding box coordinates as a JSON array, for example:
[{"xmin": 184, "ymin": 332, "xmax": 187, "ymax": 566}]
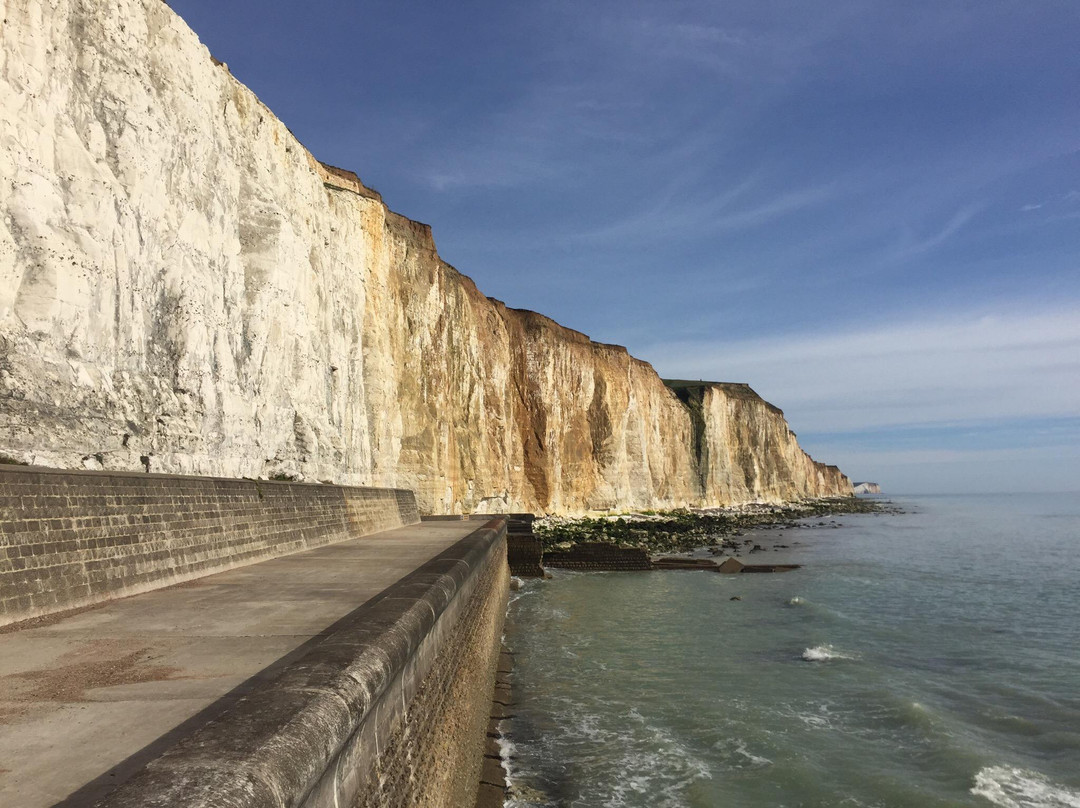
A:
[{"xmin": 169, "ymin": 0, "xmax": 1080, "ymax": 494}]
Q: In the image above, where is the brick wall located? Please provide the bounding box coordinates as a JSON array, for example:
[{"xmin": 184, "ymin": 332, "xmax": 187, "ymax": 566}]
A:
[
  {"xmin": 0, "ymin": 465, "xmax": 418, "ymax": 626},
  {"xmin": 542, "ymin": 541, "xmax": 653, "ymax": 571},
  {"xmin": 506, "ymin": 533, "xmax": 544, "ymax": 577},
  {"xmin": 502, "ymin": 513, "xmax": 543, "ymax": 578}
]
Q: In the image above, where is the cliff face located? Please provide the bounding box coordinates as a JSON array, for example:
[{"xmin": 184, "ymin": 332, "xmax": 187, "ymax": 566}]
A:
[
  {"xmin": 0, "ymin": 0, "xmax": 851, "ymax": 513},
  {"xmin": 667, "ymin": 382, "xmax": 849, "ymax": 504}
]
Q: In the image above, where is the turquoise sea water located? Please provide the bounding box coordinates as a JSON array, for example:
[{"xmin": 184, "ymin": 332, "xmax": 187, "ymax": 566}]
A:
[{"xmin": 502, "ymin": 494, "xmax": 1080, "ymax": 807}]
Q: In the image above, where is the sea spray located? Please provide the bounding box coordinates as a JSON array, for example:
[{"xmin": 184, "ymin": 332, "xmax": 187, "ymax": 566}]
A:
[
  {"xmin": 971, "ymin": 766, "xmax": 1080, "ymax": 808},
  {"xmin": 801, "ymin": 645, "xmax": 857, "ymax": 662}
]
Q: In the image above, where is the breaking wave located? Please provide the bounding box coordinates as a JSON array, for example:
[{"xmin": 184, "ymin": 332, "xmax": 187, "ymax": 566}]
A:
[
  {"xmin": 971, "ymin": 766, "xmax": 1080, "ymax": 807},
  {"xmin": 802, "ymin": 645, "xmax": 857, "ymax": 662}
]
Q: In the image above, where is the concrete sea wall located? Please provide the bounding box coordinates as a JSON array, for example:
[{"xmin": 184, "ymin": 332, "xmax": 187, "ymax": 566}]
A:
[
  {"xmin": 0, "ymin": 464, "xmax": 418, "ymax": 627},
  {"xmin": 354, "ymin": 533, "xmax": 508, "ymax": 808},
  {"xmin": 0, "ymin": 465, "xmax": 509, "ymax": 807},
  {"xmin": 99, "ymin": 519, "xmax": 509, "ymax": 808},
  {"xmin": 0, "ymin": 0, "xmax": 851, "ymax": 514}
]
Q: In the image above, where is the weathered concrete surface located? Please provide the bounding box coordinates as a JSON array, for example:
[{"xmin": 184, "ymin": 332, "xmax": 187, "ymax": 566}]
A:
[
  {"xmin": 354, "ymin": 532, "xmax": 508, "ymax": 808},
  {"xmin": 0, "ymin": 519, "xmax": 489, "ymax": 808},
  {"xmin": 0, "ymin": 0, "xmax": 851, "ymax": 513}
]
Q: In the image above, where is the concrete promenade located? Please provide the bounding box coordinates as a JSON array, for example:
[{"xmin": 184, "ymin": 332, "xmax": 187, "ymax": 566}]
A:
[{"xmin": 0, "ymin": 519, "xmax": 483, "ymax": 808}]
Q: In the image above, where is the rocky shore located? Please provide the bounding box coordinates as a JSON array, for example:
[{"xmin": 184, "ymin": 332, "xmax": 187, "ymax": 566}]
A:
[{"xmin": 535, "ymin": 498, "xmax": 902, "ymax": 556}]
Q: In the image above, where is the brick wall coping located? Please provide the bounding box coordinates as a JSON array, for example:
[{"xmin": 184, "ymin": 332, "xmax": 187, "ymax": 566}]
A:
[
  {"xmin": 97, "ymin": 517, "xmax": 508, "ymax": 808},
  {"xmin": 0, "ymin": 463, "xmax": 410, "ymax": 495}
]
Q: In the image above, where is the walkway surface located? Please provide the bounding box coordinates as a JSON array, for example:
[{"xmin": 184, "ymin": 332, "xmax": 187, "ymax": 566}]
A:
[{"xmin": 0, "ymin": 520, "xmax": 482, "ymax": 808}]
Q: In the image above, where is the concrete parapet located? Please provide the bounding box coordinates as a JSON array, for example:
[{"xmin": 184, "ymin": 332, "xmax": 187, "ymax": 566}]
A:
[
  {"xmin": 0, "ymin": 465, "xmax": 418, "ymax": 627},
  {"xmin": 96, "ymin": 518, "xmax": 508, "ymax": 808},
  {"xmin": 356, "ymin": 526, "xmax": 509, "ymax": 808}
]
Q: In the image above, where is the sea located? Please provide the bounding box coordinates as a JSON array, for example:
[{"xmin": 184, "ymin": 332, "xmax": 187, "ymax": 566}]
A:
[{"xmin": 501, "ymin": 494, "xmax": 1080, "ymax": 808}]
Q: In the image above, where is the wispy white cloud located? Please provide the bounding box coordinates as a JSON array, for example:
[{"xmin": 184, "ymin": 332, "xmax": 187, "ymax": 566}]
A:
[
  {"xmin": 412, "ymin": 81, "xmax": 654, "ymax": 191},
  {"xmin": 613, "ymin": 5, "xmax": 865, "ymax": 86},
  {"xmin": 888, "ymin": 203, "xmax": 983, "ymax": 260},
  {"xmin": 711, "ymin": 185, "xmax": 837, "ymax": 230},
  {"xmin": 670, "ymin": 23, "xmax": 750, "ymax": 48},
  {"xmin": 820, "ymin": 444, "xmax": 1080, "ymax": 468},
  {"xmin": 1021, "ymin": 203, "xmax": 1043, "ymax": 211},
  {"xmin": 572, "ymin": 181, "xmax": 837, "ymax": 245},
  {"xmin": 645, "ymin": 302, "xmax": 1080, "ymax": 492},
  {"xmin": 643, "ymin": 302, "xmax": 1080, "ymax": 434},
  {"xmin": 408, "ymin": 2, "xmax": 863, "ymax": 193},
  {"xmin": 815, "ymin": 443, "xmax": 1080, "ymax": 493}
]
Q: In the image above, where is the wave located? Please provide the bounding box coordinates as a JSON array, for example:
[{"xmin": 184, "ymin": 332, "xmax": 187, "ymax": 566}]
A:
[
  {"xmin": 802, "ymin": 645, "xmax": 857, "ymax": 662},
  {"xmin": 712, "ymin": 737, "xmax": 773, "ymax": 768},
  {"xmin": 971, "ymin": 766, "xmax": 1080, "ymax": 808},
  {"xmin": 504, "ymin": 703, "xmax": 712, "ymax": 807},
  {"xmin": 784, "ymin": 595, "xmax": 854, "ymax": 623},
  {"xmin": 787, "ymin": 701, "xmax": 839, "ymax": 730},
  {"xmin": 508, "ymin": 588, "xmax": 539, "ymax": 606}
]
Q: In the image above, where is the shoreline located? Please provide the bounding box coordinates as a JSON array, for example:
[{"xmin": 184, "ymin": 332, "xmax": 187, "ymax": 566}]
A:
[{"xmin": 535, "ymin": 496, "xmax": 902, "ymax": 556}]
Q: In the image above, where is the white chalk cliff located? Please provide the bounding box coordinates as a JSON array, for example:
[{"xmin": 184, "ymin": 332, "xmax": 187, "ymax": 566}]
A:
[{"xmin": 0, "ymin": 0, "xmax": 852, "ymax": 513}]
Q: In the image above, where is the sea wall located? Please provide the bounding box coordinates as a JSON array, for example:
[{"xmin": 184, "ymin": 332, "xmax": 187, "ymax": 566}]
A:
[
  {"xmin": 354, "ymin": 530, "xmax": 508, "ymax": 808},
  {"xmin": 100, "ymin": 518, "xmax": 509, "ymax": 808},
  {"xmin": 0, "ymin": 0, "xmax": 851, "ymax": 513},
  {"xmin": 0, "ymin": 464, "xmax": 418, "ymax": 626}
]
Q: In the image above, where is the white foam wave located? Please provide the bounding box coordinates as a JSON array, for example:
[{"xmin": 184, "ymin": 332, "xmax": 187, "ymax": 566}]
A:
[
  {"xmin": 710, "ymin": 736, "xmax": 773, "ymax": 771},
  {"xmin": 733, "ymin": 739, "xmax": 773, "ymax": 768},
  {"xmin": 508, "ymin": 588, "xmax": 538, "ymax": 605},
  {"xmin": 971, "ymin": 766, "xmax": 1080, "ymax": 808},
  {"xmin": 496, "ymin": 732, "xmax": 517, "ymax": 762},
  {"xmin": 788, "ymin": 596, "xmax": 805, "ymax": 606},
  {"xmin": 795, "ymin": 711, "xmax": 832, "ymax": 729},
  {"xmin": 558, "ymin": 706, "xmax": 713, "ymax": 806},
  {"xmin": 802, "ymin": 644, "xmax": 856, "ymax": 662}
]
